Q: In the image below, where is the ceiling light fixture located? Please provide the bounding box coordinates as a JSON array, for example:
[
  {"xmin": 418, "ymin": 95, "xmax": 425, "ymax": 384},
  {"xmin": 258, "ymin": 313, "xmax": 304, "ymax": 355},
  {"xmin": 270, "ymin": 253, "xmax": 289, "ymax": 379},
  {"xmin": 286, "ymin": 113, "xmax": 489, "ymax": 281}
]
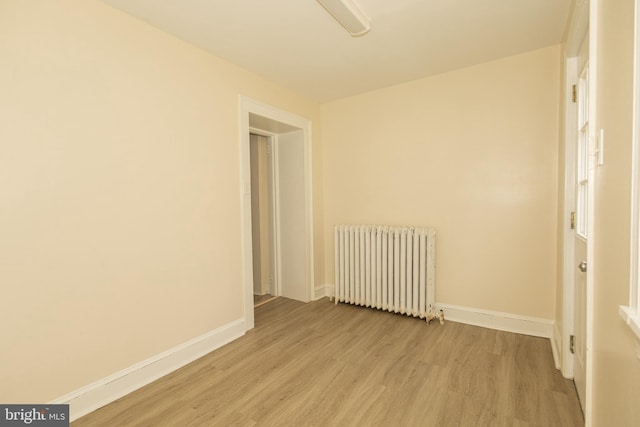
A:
[{"xmin": 316, "ymin": 0, "xmax": 370, "ymax": 37}]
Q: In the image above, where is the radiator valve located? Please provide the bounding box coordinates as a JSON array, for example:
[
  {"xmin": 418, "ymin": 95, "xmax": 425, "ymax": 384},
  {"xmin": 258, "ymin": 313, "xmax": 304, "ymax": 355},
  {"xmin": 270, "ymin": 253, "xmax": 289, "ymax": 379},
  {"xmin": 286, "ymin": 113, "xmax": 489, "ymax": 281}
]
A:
[{"xmin": 426, "ymin": 305, "xmax": 445, "ymax": 325}]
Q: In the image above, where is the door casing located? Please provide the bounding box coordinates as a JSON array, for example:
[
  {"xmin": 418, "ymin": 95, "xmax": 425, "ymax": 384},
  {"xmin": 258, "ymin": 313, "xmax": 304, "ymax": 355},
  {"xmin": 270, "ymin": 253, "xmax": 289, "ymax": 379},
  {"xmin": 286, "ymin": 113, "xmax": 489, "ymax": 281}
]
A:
[{"xmin": 239, "ymin": 96, "xmax": 314, "ymax": 330}]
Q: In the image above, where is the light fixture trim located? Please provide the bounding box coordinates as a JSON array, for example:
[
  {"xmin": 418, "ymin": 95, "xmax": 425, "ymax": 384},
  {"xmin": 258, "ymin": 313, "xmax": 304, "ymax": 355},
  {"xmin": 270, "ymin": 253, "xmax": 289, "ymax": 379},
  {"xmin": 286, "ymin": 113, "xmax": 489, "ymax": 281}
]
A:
[{"xmin": 316, "ymin": 0, "xmax": 371, "ymax": 37}]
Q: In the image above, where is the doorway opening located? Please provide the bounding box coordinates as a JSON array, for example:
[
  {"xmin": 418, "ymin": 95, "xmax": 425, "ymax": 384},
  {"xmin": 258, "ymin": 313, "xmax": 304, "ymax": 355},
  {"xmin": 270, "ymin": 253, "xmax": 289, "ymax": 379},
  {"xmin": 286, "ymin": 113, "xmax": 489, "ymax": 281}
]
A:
[
  {"xmin": 249, "ymin": 132, "xmax": 277, "ymax": 309},
  {"xmin": 239, "ymin": 96, "xmax": 315, "ymax": 331}
]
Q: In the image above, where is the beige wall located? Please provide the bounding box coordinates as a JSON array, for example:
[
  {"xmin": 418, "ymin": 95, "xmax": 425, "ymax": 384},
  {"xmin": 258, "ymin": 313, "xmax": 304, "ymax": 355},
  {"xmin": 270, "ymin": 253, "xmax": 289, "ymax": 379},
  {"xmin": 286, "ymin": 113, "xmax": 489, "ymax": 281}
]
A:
[
  {"xmin": 0, "ymin": 0, "xmax": 322, "ymax": 403},
  {"xmin": 591, "ymin": 0, "xmax": 640, "ymax": 424},
  {"xmin": 322, "ymin": 46, "xmax": 561, "ymax": 319}
]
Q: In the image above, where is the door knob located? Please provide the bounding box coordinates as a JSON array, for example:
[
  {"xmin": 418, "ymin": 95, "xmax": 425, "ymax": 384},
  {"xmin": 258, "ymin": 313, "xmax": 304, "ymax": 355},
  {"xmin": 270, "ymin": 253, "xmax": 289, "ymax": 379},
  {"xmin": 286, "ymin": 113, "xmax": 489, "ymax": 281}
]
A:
[{"xmin": 579, "ymin": 260, "xmax": 587, "ymax": 272}]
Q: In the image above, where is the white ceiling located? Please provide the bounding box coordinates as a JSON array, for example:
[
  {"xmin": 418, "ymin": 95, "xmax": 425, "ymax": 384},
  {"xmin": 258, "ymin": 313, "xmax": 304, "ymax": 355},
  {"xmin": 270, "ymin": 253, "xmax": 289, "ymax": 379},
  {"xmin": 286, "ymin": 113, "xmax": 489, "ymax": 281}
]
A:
[{"xmin": 99, "ymin": 0, "xmax": 572, "ymax": 103}]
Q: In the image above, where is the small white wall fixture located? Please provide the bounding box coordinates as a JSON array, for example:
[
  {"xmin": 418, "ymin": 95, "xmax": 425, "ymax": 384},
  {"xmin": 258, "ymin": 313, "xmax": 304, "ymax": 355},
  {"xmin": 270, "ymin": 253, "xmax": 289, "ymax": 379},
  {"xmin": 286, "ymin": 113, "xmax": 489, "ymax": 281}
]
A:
[{"xmin": 239, "ymin": 96, "xmax": 314, "ymax": 330}]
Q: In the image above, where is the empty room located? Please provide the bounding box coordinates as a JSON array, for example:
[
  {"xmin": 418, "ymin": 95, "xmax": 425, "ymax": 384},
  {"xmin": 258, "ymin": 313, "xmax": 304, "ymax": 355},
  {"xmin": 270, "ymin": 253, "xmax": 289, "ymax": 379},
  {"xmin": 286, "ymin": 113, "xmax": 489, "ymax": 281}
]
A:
[{"xmin": 2, "ymin": 0, "xmax": 639, "ymax": 426}]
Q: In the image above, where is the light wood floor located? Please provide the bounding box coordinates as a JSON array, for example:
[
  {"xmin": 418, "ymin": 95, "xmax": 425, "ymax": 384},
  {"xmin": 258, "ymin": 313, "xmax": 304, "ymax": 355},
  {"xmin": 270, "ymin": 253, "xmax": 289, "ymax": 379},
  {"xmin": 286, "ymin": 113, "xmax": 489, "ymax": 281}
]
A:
[
  {"xmin": 73, "ymin": 298, "xmax": 584, "ymax": 426},
  {"xmin": 253, "ymin": 293, "xmax": 278, "ymax": 308}
]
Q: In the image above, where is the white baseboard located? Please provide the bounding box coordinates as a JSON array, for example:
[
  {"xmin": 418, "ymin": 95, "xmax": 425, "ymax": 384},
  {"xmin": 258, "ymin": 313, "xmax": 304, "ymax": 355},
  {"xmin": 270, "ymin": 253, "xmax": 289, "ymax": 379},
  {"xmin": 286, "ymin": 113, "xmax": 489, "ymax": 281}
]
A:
[
  {"xmin": 323, "ymin": 284, "xmax": 553, "ymax": 338},
  {"xmin": 551, "ymin": 322, "xmax": 562, "ymax": 369},
  {"xmin": 314, "ymin": 284, "xmax": 332, "ymax": 300},
  {"xmin": 436, "ymin": 303, "xmax": 554, "ymax": 338},
  {"xmin": 51, "ymin": 318, "xmax": 246, "ymax": 422}
]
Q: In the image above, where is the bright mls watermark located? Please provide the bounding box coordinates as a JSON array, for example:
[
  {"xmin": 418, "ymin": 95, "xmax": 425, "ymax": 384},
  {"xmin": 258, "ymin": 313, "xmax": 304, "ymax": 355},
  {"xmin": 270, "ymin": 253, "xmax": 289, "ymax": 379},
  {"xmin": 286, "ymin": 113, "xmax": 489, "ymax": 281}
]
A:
[{"xmin": 0, "ymin": 405, "xmax": 68, "ymax": 426}]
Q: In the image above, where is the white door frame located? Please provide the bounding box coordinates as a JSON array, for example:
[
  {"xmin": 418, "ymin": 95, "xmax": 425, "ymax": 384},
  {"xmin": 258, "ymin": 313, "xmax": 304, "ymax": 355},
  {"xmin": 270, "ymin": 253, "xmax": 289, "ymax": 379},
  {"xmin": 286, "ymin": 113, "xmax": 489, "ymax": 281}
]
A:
[
  {"xmin": 585, "ymin": 3, "xmax": 598, "ymax": 423},
  {"xmin": 561, "ymin": 54, "xmax": 578, "ymax": 380},
  {"xmin": 561, "ymin": 0, "xmax": 595, "ymax": 424},
  {"xmin": 239, "ymin": 96, "xmax": 314, "ymax": 330}
]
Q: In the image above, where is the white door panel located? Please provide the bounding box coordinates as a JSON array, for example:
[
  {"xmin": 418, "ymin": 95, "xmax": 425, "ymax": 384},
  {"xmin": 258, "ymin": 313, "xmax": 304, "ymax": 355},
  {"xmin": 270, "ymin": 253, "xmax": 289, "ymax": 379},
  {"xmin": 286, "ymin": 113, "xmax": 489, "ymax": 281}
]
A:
[{"xmin": 573, "ymin": 237, "xmax": 587, "ymax": 406}]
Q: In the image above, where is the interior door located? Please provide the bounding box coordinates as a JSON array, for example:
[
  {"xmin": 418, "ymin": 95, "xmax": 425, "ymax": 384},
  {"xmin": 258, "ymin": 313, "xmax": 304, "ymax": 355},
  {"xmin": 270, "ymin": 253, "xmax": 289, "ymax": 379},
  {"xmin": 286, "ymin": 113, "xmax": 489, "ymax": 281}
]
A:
[
  {"xmin": 573, "ymin": 214, "xmax": 587, "ymax": 408},
  {"xmin": 573, "ymin": 36, "xmax": 589, "ymax": 408}
]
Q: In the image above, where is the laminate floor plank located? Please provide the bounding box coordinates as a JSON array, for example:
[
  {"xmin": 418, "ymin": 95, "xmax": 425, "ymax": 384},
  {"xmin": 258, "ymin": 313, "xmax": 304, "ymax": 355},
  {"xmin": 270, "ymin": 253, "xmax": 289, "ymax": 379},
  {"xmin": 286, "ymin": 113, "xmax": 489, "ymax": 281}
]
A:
[{"xmin": 73, "ymin": 298, "xmax": 584, "ymax": 427}]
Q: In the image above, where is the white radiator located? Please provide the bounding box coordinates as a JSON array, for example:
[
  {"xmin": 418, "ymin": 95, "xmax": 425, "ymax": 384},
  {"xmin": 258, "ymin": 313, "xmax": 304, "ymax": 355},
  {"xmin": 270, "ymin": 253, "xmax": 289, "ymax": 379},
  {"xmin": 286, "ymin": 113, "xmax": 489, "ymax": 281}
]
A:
[{"xmin": 333, "ymin": 225, "xmax": 443, "ymax": 323}]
